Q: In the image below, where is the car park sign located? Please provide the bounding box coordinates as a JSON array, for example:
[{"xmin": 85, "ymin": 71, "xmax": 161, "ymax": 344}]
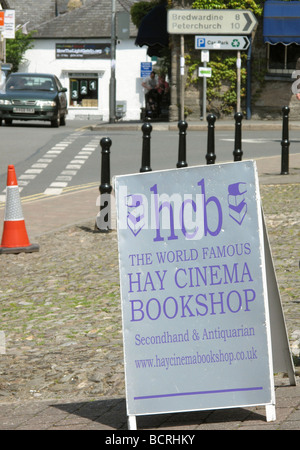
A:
[
  {"xmin": 195, "ymin": 36, "xmax": 250, "ymax": 50},
  {"xmin": 167, "ymin": 9, "xmax": 258, "ymax": 35}
]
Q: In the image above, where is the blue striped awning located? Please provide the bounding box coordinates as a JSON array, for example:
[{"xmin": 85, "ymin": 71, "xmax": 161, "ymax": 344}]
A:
[{"xmin": 263, "ymin": 0, "xmax": 300, "ymax": 45}]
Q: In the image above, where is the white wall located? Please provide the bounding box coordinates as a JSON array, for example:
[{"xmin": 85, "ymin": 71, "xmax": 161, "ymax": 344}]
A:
[
  {"xmin": 20, "ymin": 38, "xmax": 148, "ymax": 121},
  {"xmin": 116, "ymin": 40, "xmax": 148, "ymax": 119}
]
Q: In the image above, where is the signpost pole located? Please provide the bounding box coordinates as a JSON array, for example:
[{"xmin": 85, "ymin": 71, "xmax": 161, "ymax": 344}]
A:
[
  {"xmin": 246, "ymin": 37, "xmax": 252, "ymax": 119},
  {"xmin": 109, "ymin": 0, "xmax": 116, "ymax": 123},
  {"xmin": 236, "ymin": 50, "xmax": 241, "ymax": 112},
  {"xmin": 0, "ymin": 33, "xmax": 3, "ymax": 62},
  {"xmin": 203, "ymin": 60, "xmax": 207, "ymax": 120},
  {"xmin": 180, "ymin": 35, "xmax": 185, "ymax": 121},
  {"xmin": 201, "ymin": 50, "xmax": 210, "ymax": 120}
]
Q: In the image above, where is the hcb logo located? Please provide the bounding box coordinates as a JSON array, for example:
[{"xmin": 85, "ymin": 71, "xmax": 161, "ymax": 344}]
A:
[
  {"xmin": 150, "ymin": 179, "xmax": 222, "ymax": 242},
  {"xmin": 126, "ymin": 194, "xmax": 145, "ymax": 236},
  {"xmin": 227, "ymin": 182, "xmax": 247, "ymax": 225},
  {"xmin": 120, "ymin": 178, "xmax": 247, "ymax": 241}
]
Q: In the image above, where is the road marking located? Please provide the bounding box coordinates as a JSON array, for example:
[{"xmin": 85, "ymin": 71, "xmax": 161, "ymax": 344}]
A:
[
  {"xmin": 50, "ymin": 182, "xmax": 68, "ymax": 188},
  {"xmin": 56, "ymin": 175, "xmax": 72, "ymax": 181},
  {"xmin": 66, "ymin": 164, "xmax": 82, "ymax": 170},
  {"xmin": 220, "ymin": 138, "xmax": 280, "ymax": 144},
  {"xmin": 25, "ymin": 168, "xmax": 44, "ymax": 174},
  {"xmin": 43, "ymin": 137, "xmax": 101, "ymax": 196},
  {"xmin": 0, "ymin": 131, "xmax": 84, "ymax": 199},
  {"xmin": 19, "ymin": 174, "xmax": 36, "ymax": 180},
  {"xmin": 0, "ymin": 181, "xmax": 100, "ymax": 207},
  {"xmin": 37, "ymin": 158, "xmax": 53, "ymax": 163},
  {"xmin": 43, "ymin": 187, "xmax": 64, "ymax": 196},
  {"xmin": 1, "ymin": 131, "xmax": 99, "ymax": 201},
  {"xmin": 32, "ymin": 163, "xmax": 48, "ymax": 169},
  {"xmin": 61, "ymin": 170, "xmax": 77, "ymax": 176}
]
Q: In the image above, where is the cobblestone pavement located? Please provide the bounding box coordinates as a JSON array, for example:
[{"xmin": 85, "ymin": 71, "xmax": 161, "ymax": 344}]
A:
[{"xmin": 0, "ymin": 180, "xmax": 299, "ymax": 429}]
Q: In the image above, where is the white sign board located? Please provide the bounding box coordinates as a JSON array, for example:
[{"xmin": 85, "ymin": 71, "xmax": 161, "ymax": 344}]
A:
[
  {"xmin": 3, "ymin": 10, "xmax": 15, "ymax": 39},
  {"xmin": 196, "ymin": 35, "xmax": 250, "ymax": 50},
  {"xmin": 167, "ymin": 9, "xmax": 258, "ymax": 35},
  {"xmin": 115, "ymin": 161, "xmax": 276, "ymax": 425},
  {"xmin": 199, "ymin": 67, "xmax": 212, "ymax": 77},
  {"xmin": 201, "ymin": 50, "xmax": 210, "ymax": 62}
]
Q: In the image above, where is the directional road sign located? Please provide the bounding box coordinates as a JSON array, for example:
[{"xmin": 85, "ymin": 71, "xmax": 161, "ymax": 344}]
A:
[
  {"xmin": 195, "ymin": 35, "xmax": 250, "ymax": 50},
  {"xmin": 167, "ymin": 9, "xmax": 258, "ymax": 35}
]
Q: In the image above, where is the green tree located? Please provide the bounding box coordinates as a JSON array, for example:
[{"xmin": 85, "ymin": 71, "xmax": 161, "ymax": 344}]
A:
[
  {"xmin": 131, "ymin": 1, "xmax": 161, "ymax": 28},
  {"xmin": 192, "ymin": 0, "xmax": 263, "ymax": 15},
  {"xmin": 6, "ymin": 29, "xmax": 36, "ymax": 72}
]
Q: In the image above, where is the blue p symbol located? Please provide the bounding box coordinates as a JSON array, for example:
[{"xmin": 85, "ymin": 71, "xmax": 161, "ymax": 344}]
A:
[{"xmin": 197, "ymin": 38, "xmax": 205, "ymax": 48}]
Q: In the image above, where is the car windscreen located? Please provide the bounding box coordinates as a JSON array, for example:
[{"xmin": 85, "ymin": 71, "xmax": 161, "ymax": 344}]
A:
[{"xmin": 6, "ymin": 76, "xmax": 55, "ymax": 91}]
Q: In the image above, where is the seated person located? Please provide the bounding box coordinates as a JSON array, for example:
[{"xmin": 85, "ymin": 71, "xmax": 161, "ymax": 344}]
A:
[
  {"xmin": 142, "ymin": 71, "xmax": 159, "ymax": 109},
  {"xmin": 157, "ymin": 74, "xmax": 170, "ymax": 110}
]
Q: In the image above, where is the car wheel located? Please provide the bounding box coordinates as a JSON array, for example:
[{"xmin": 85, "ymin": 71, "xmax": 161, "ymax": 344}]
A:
[
  {"xmin": 0, "ymin": 119, "xmax": 2, "ymax": 126},
  {"xmin": 5, "ymin": 119, "xmax": 13, "ymax": 126},
  {"xmin": 60, "ymin": 114, "xmax": 66, "ymax": 126},
  {"xmin": 51, "ymin": 116, "xmax": 60, "ymax": 128}
]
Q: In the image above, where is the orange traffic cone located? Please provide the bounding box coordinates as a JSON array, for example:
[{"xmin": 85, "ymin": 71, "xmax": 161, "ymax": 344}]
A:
[{"xmin": 0, "ymin": 165, "xmax": 39, "ymax": 254}]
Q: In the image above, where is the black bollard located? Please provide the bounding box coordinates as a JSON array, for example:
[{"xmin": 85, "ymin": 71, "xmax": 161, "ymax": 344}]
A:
[
  {"xmin": 206, "ymin": 114, "xmax": 216, "ymax": 164},
  {"xmin": 176, "ymin": 120, "xmax": 188, "ymax": 168},
  {"xmin": 233, "ymin": 112, "xmax": 243, "ymax": 162},
  {"xmin": 95, "ymin": 137, "xmax": 112, "ymax": 232},
  {"xmin": 140, "ymin": 121, "xmax": 152, "ymax": 172},
  {"xmin": 281, "ymin": 106, "xmax": 290, "ymax": 175}
]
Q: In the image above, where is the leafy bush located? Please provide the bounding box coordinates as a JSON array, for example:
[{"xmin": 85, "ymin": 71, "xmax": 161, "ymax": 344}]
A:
[{"xmin": 6, "ymin": 29, "xmax": 36, "ymax": 72}]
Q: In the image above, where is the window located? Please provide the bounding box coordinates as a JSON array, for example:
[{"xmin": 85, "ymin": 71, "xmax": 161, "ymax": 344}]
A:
[
  {"xmin": 7, "ymin": 75, "xmax": 56, "ymax": 91},
  {"xmin": 267, "ymin": 43, "xmax": 300, "ymax": 75},
  {"xmin": 69, "ymin": 77, "xmax": 98, "ymax": 107}
]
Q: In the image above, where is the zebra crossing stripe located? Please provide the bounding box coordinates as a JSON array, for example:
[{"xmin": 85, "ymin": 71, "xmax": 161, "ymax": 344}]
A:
[
  {"xmin": 1, "ymin": 132, "xmax": 99, "ymax": 199},
  {"xmin": 43, "ymin": 137, "xmax": 101, "ymax": 196}
]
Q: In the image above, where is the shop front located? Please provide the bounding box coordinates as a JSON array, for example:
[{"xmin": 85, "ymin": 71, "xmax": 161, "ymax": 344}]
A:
[
  {"xmin": 263, "ymin": 0, "xmax": 300, "ymax": 77},
  {"xmin": 20, "ymin": 38, "xmax": 147, "ymax": 122},
  {"xmin": 251, "ymin": 0, "xmax": 300, "ymax": 119},
  {"xmin": 62, "ymin": 70, "xmax": 104, "ymax": 119}
]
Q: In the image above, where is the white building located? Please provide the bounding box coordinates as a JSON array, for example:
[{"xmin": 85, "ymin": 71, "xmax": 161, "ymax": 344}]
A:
[{"xmin": 12, "ymin": 0, "xmax": 149, "ymax": 121}]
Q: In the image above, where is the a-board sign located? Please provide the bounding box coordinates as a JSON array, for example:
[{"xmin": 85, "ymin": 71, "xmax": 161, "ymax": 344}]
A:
[{"xmin": 115, "ymin": 161, "xmax": 276, "ymax": 422}]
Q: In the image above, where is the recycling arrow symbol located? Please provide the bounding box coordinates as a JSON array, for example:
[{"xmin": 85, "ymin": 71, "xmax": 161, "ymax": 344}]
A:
[{"xmin": 231, "ymin": 39, "xmax": 240, "ymax": 48}]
